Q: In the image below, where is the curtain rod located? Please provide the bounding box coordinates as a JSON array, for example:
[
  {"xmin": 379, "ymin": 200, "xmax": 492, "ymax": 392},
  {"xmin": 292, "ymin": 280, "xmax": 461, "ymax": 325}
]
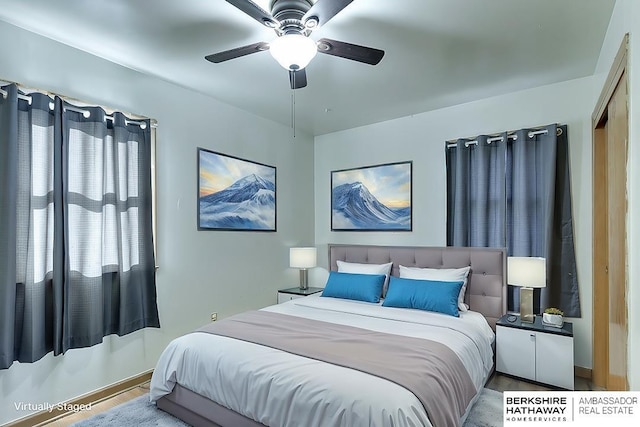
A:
[
  {"xmin": 445, "ymin": 126, "xmax": 563, "ymax": 149},
  {"xmin": 0, "ymin": 82, "xmax": 157, "ymax": 129},
  {"xmin": 61, "ymin": 104, "xmax": 150, "ymax": 129},
  {"xmin": 0, "ymin": 86, "xmax": 31, "ymax": 103}
]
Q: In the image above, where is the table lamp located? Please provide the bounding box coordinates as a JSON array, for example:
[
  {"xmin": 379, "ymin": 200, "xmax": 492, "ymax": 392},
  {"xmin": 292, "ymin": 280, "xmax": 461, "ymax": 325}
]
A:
[
  {"xmin": 290, "ymin": 247, "xmax": 317, "ymax": 290},
  {"xmin": 507, "ymin": 257, "xmax": 546, "ymax": 323}
]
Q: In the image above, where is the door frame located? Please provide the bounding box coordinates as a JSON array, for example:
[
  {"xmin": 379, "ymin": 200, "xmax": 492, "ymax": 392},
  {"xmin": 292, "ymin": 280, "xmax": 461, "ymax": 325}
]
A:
[{"xmin": 592, "ymin": 33, "xmax": 629, "ymax": 389}]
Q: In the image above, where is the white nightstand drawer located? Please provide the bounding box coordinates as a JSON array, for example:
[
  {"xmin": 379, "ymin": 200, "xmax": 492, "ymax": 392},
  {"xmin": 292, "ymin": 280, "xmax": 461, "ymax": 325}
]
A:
[
  {"xmin": 496, "ymin": 325, "xmax": 536, "ymax": 381},
  {"xmin": 535, "ymin": 332, "xmax": 574, "ymax": 390}
]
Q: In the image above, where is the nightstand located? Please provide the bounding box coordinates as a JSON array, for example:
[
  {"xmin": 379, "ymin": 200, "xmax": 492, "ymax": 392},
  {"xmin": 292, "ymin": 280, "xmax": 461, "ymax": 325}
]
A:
[
  {"xmin": 496, "ymin": 314, "xmax": 574, "ymax": 390},
  {"xmin": 277, "ymin": 287, "xmax": 323, "ymax": 304}
]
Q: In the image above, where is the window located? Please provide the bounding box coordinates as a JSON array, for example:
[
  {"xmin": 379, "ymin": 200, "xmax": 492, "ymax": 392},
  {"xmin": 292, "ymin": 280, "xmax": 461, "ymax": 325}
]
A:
[
  {"xmin": 0, "ymin": 83, "xmax": 160, "ymax": 369},
  {"xmin": 445, "ymin": 124, "xmax": 580, "ymax": 316}
]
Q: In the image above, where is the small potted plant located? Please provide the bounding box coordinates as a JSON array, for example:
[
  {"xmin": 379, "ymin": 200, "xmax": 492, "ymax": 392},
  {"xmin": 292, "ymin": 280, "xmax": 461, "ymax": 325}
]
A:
[{"xmin": 543, "ymin": 307, "xmax": 564, "ymax": 328}]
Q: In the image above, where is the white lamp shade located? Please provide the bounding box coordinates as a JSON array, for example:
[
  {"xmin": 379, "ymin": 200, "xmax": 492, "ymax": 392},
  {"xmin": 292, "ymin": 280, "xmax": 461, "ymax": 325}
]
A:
[
  {"xmin": 290, "ymin": 247, "xmax": 317, "ymax": 269},
  {"xmin": 507, "ymin": 257, "xmax": 546, "ymax": 288},
  {"xmin": 270, "ymin": 34, "xmax": 318, "ymax": 71}
]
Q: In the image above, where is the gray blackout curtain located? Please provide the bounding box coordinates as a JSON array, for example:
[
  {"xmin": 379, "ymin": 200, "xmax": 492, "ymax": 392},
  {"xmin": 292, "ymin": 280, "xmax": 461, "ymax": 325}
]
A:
[
  {"xmin": 446, "ymin": 123, "xmax": 580, "ymax": 317},
  {"xmin": 0, "ymin": 84, "xmax": 159, "ymax": 369}
]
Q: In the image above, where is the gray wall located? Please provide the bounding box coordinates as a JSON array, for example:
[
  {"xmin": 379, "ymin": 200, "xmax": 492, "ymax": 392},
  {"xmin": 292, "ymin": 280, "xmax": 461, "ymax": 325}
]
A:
[
  {"xmin": 0, "ymin": 21, "xmax": 314, "ymax": 425},
  {"xmin": 314, "ymin": 76, "xmax": 596, "ymax": 371}
]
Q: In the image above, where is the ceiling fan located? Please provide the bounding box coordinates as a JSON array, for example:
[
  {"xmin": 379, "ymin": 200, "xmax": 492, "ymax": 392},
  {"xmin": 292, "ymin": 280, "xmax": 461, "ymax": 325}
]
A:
[{"xmin": 206, "ymin": 0, "xmax": 385, "ymax": 89}]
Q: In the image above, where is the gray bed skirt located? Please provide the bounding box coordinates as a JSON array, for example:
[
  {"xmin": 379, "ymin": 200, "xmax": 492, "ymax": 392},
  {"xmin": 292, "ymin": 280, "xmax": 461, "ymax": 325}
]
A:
[{"xmin": 157, "ymin": 384, "xmax": 265, "ymax": 427}]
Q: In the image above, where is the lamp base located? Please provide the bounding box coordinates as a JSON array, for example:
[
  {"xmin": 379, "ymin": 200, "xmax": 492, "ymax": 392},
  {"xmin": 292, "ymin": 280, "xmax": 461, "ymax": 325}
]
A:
[
  {"xmin": 299, "ymin": 269, "xmax": 308, "ymax": 291},
  {"xmin": 520, "ymin": 286, "xmax": 534, "ymax": 323}
]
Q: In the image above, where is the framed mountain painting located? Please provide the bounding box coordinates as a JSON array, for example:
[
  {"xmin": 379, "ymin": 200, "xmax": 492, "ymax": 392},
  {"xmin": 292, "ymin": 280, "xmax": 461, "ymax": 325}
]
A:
[
  {"xmin": 198, "ymin": 148, "xmax": 276, "ymax": 231},
  {"xmin": 331, "ymin": 161, "xmax": 412, "ymax": 231}
]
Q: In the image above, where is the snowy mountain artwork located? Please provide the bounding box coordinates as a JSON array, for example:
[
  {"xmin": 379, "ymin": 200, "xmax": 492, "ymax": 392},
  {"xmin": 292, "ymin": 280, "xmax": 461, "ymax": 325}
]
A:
[
  {"xmin": 198, "ymin": 149, "xmax": 276, "ymax": 231},
  {"xmin": 331, "ymin": 162, "xmax": 412, "ymax": 231}
]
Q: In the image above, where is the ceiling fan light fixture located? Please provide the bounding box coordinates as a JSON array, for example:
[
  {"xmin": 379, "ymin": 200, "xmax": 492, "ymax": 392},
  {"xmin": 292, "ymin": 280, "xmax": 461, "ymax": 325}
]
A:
[{"xmin": 269, "ymin": 34, "xmax": 317, "ymax": 71}]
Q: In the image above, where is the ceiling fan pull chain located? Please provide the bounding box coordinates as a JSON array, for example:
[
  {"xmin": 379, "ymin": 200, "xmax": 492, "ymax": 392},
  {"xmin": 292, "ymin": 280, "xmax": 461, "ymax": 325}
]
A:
[{"xmin": 291, "ymin": 83, "xmax": 296, "ymax": 139}]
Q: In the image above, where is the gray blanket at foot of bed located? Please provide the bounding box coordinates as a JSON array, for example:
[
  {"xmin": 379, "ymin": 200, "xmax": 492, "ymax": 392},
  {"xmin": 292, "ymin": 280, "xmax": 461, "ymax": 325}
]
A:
[{"xmin": 197, "ymin": 310, "xmax": 477, "ymax": 427}]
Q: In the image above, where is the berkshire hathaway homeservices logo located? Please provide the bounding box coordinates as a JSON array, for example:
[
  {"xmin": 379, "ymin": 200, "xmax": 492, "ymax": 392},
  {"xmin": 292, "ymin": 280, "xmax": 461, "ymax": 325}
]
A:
[{"xmin": 504, "ymin": 391, "xmax": 640, "ymax": 426}]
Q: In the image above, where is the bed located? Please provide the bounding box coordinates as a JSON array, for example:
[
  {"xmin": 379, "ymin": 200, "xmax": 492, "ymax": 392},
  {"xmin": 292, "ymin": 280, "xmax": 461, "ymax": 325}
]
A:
[{"xmin": 150, "ymin": 244, "xmax": 507, "ymax": 427}]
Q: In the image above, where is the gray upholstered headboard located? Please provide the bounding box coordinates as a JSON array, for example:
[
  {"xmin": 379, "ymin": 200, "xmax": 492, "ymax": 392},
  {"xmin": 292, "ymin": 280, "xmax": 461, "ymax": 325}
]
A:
[{"xmin": 328, "ymin": 244, "xmax": 507, "ymax": 330}]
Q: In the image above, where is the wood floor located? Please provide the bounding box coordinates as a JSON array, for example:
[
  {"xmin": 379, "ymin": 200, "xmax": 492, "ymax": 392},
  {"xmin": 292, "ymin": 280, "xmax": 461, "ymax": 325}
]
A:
[
  {"xmin": 487, "ymin": 372, "xmax": 601, "ymax": 393},
  {"xmin": 41, "ymin": 373, "xmax": 598, "ymax": 426}
]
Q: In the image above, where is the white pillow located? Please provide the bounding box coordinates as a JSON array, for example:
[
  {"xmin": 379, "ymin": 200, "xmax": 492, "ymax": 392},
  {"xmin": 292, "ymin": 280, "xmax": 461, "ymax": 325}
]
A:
[
  {"xmin": 336, "ymin": 260, "xmax": 393, "ymax": 295},
  {"xmin": 399, "ymin": 265, "xmax": 471, "ymax": 312}
]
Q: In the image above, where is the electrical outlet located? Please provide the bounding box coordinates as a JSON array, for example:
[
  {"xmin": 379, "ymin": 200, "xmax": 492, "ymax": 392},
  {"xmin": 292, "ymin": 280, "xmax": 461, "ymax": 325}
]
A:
[{"xmin": 210, "ymin": 312, "xmax": 217, "ymax": 322}]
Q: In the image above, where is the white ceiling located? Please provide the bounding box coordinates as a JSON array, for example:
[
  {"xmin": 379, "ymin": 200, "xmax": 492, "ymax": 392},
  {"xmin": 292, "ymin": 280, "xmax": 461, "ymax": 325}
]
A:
[{"xmin": 0, "ymin": 0, "xmax": 615, "ymax": 136}]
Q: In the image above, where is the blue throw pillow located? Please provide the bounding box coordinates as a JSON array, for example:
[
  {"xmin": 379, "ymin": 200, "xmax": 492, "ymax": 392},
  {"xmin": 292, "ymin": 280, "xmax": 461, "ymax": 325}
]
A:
[
  {"xmin": 382, "ymin": 276, "xmax": 464, "ymax": 317},
  {"xmin": 321, "ymin": 271, "xmax": 385, "ymax": 303}
]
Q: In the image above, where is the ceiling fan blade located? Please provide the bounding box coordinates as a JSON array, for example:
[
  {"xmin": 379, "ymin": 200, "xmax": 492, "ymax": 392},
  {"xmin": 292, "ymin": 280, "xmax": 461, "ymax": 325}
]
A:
[
  {"xmin": 225, "ymin": 0, "xmax": 278, "ymax": 27},
  {"xmin": 316, "ymin": 38, "xmax": 385, "ymax": 65},
  {"xmin": 205, "ymin": 42, "xmax": 270, "ymax": 63},
  {"xmin": 289, "ymin": 69, "xmax": 308, "ymax": 89},
  {"xmin": 302, "ymin": 0, "xmax": 354, "ymax": 28}
]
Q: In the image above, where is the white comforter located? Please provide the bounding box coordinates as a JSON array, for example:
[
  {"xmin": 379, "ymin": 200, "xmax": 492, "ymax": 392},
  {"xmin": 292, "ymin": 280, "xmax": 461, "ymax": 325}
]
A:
[{"xmin": 150, "ymin": 295, "xmax": 495, "ymax": 427}]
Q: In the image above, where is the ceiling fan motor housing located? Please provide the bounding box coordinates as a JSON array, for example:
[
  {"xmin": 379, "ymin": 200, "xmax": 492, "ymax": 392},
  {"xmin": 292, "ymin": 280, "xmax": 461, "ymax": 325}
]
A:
[{"xmin": 270, "ymin": 0, "xmax": 313, "ymax": 34}]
